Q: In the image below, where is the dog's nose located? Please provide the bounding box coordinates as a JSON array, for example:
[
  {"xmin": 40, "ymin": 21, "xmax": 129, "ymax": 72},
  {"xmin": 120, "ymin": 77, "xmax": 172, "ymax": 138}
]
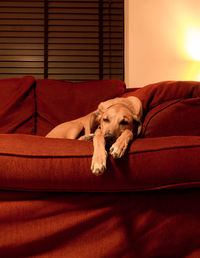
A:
[{"xmin": 104, "ymin": 133, "xmax": 116, "ymax": 145}]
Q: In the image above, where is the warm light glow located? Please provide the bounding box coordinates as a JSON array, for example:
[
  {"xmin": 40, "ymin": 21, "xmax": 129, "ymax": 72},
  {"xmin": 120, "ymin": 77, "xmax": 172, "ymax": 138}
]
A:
[
  {"xmin": 182, "ymin": 61, "xmax": 200, "ymax": 81},
  {"xmin": 197, "ymin": 72, "xmax": 200, "ymax": 81},
  {"xmin": 185, "ymin": 27, "xmax": 200, "ymax": 61}
]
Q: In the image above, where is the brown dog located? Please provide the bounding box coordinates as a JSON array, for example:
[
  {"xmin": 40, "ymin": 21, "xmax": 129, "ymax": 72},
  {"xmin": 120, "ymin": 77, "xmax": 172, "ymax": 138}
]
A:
[{"xmin": 46, "ymin": 96, "xmax": 143, "ymax": 175}]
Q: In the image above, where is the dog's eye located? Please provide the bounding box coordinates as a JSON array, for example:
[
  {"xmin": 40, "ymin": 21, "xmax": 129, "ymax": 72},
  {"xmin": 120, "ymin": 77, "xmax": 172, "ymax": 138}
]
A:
[
  {"xmin": 120, "ymin": 120, "xmax": 128, "ymax": 125},
  {"xmin": 103, "ymin": 118, "xmax": 110, "ymax": 123}
]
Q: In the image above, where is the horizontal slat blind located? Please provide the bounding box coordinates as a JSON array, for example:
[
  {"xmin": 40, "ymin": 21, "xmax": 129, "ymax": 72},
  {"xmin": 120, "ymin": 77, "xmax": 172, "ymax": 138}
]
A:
[
  {"xmin": 0, "ymin": 0, "xmax": 124, "ymax": 81},
  {"xmin": 48, "ymin": 0, "xmax": 100, "ymax": 81},
  {"xmin": 0, "ymin": 0, "xmax": 44, "ymax": 79},
  {"xmin": 102, "ymin": 0, "xmax": 124, "ymax": 80}
]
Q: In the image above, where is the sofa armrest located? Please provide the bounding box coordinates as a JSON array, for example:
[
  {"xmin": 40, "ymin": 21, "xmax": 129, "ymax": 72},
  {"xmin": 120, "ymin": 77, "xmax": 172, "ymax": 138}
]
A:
[{"xmin": 0, "ymin": 134, "xmax": 199, "ymax": 192}]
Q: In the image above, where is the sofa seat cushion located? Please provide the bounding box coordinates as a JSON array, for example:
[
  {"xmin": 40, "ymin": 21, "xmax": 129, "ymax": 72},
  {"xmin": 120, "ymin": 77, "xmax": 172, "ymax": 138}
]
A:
[
  {"xmin": 0, "ymin": 134, "xmax": 199, "ymax": 192},
  {"xmin": 123, "ymin": 81, "xmax": 200, "ymax": 137},
  {"xmin": 0, "ymin": 76, "xmax": 35, "ymax": 134},
  {"xmin": 36, "ymin": 79, "xmax": 125, "ymax": 136}
]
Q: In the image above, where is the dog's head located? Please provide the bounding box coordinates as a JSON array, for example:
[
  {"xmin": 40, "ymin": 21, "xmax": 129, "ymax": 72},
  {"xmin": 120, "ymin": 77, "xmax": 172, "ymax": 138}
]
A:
[{"xmin": 90, "ymin": 96, "xmax": 143, "ymax": 144}]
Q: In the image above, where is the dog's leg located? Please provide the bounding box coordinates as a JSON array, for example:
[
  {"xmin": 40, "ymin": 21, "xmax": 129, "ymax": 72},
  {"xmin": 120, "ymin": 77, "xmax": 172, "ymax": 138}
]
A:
[
  {"xmin": 91, "ymin": 128, "xmax": 107, "ymax": 176},
  {"xmin": 110, "ymin": 129, "xmax": 134, "ymax": 159}
]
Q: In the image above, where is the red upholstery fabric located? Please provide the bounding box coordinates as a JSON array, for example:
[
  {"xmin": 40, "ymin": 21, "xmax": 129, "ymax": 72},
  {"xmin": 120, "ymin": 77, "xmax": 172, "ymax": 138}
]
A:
[
  {"xmin": 0, "ymin": 78, "xmax": 200, "ymax": 257},
  {"xmin": 36, "ymin": 79, "xmax": 125, "ymax": 136},
  {"xmin": 142, "ymin": 97, "xmax": 200, "ymax": 137},
  {"xmin": 123, "ymin": 80, "xmax": 200, "ymax": 113},
  {"xmin": 0, "ymin": 134, "xmax": 199, "ymax": 192},
  {"xmin": 0, "ymin": 76, "xmax": 35, "ymax": 134},
  {"xmin": 123, "ymin": 80, "xmax": 200, "ymax": 137},
  {"xmin": 1, "ymin": 190, "xmax": 200, "ymax": 258}
]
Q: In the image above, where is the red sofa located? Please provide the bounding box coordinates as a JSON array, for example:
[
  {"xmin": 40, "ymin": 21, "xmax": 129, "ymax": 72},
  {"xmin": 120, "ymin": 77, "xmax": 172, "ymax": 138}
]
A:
[{"xmin": 0, "ymin": 76, "xmax": 200, "ymax": 257}]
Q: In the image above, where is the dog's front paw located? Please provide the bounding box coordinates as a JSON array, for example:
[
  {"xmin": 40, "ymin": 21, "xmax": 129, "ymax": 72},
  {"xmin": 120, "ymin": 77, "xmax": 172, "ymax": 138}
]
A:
[
  {"xmin": 110, "ymin": 141, "xmax": 127, "ymax": 159},
  {"xmin": 91, "ymin": 151, "xmax": 107, "ymax": 176},
  {"xmin": 91, "ymin": 162, "xmax": 106, "ymax": 176}
]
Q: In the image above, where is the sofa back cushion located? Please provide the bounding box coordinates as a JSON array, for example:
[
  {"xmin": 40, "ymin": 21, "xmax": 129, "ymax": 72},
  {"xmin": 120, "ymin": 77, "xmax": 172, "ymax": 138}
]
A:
[
  {"xmin": 36, "ymin": 79, "xmax": 125, "ymax": 136},
  {"xmin": 123, "ymin": 81, "xmax": 200, "ymax": 137},
  {"xmin": 0, "ymin": 76, "xmax": 35, "ymax": 134},
  {"xmin": 142, "ymin": 97, "xmax": 200, "ymax": 137}
]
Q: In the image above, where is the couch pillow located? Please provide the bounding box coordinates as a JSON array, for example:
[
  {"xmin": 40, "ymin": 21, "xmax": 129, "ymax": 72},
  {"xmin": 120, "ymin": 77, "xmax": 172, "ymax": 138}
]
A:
[
  {"xmin": 123, "ymin": 81, "xmax": 200, "ymax": 137},
  {"xmin": 36, "ymin": 79, "xmax": 125, "ymax": 136},
  {"xmin": 123, "ymin": 81, "xmax": 200, "ymax": 113},
  {"xmin": 0, "ymin": 76, "xmax": 35, "ymax": 134},
  {"xmin": 142, "ymin": 97, "xmax": 200, "ymax": 137}
]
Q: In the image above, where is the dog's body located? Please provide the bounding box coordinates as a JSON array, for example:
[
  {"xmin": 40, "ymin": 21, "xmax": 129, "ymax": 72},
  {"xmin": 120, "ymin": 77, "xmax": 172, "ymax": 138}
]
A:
[{"xmin": 46, "ymin": 96, "xmax": 143, "ymax": 175}]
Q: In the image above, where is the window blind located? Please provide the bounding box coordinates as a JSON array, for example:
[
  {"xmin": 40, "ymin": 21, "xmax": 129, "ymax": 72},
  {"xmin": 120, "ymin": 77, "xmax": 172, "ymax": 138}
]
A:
[
  {"xmin": 0, "ymin": 0, "xmax": 124, "ymax": 81},
  {"xmin": 0, "ymin": 0, "xmax": 44, "ymax": 79}
]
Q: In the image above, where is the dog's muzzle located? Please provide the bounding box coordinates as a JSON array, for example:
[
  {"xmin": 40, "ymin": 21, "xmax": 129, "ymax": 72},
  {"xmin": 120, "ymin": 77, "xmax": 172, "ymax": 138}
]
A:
[{"xmin": 104, "ymin": 133, "xmax": 116, "ymax": 146}]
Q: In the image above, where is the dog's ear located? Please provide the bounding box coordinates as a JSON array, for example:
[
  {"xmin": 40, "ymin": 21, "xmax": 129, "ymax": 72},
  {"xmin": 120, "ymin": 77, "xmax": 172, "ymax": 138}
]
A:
[
  {"xmin": 126, "ymin": 96, "xmax": 143, "ymax": 121},
  {"xmin": 126, "ymin": 96, "xmax": 143, "ymax": 136},
  {"xmin": 89, "ymin": 110, "xmax": 102, "ymax": 133}
]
